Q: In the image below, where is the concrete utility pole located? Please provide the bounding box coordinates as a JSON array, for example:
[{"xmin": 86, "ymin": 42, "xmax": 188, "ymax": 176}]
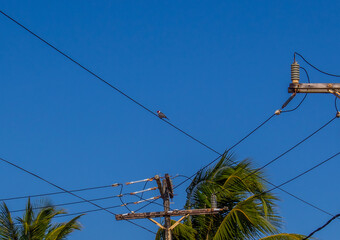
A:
[{"xmin": 115, "ymin": 174, "xmax": 227, "ymax": 239}]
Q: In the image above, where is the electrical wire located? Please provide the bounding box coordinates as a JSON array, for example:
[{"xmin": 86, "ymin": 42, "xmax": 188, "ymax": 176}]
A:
[
  {"xmin": 245, "ymin": 116, "xmax": 336, "ymax": 178},
  {"xmin": 174, "ymin": 113, "xmax": 276, "ymax": 190},
  {"xmin": 282, "ymin": 66, "xmax": 309, "ymax": 113},
  {"xmin": 335, "ymin": 96, "xmax": 339, "ymax": 112},
  {"xmin": 302, "ymin": 213, "xmax": 340, "ymax": 240},
  {"xmin": 0, "ymin": 10, "xmax": 221, "ymax": 156},
  {"xmin": 56, "ymin": 195, "xmax": 162, "ymax": 219},
  {"xmin": 8, "ymin": 191, "xmax": 156, "ymax": 214},
  {"xmin": 294, "ymin": 52, "xmax": 340, "ymax": 77},
  {"xmin": 173, "ymin": 115, "xmax": 337, "ymax": 216},
  {"xmin": 0, "ymin": 185, "xmax": 114, "ymax": 202},
  {"xmin": 134, "ymin": 114, "xmax": 276, "ymax": 213},
  {"xmin": 0, "ymin": 156, "xmax": 156, "ymax": 235},
  {"xmin": 139, "ymin": 180, "xmax": 149, "ymax": 201},
  {"xmin": 265, "ymin": 151, "xmax": 340, "ymax": 194},
  {"xmin": 0, "ymin": 10, "xmax": 289, "ymax": 217},
  {"xmin": 2, "ymin": 10, "xmax": 337, "ymax": 232},
  {"xmin": 118, "ymin": 184, "xmax": 133, "ymax": 212},
  {"xmin": 211, "ymin": 116, "xmax": 336, "ymax": 200}
]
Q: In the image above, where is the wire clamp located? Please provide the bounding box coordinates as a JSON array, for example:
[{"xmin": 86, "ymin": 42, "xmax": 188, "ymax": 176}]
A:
[
  {"xmin": 275, "ymin": 109, "xmax": 281, "ymax": 115},
  {"xmin": 336, "ymin": 112, "xmax": 340, "ymax": 118}
]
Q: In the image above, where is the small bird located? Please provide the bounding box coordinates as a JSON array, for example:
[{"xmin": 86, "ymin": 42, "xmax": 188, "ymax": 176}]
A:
[{"xmin": 157, "ymin": 110, "xmax": 169, "ymax": 120}]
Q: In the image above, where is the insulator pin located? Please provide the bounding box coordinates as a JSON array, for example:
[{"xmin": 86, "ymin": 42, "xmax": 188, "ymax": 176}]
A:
[{"xmin": 291, "ymin": 61, "xmax": 300, "ymax": 84}]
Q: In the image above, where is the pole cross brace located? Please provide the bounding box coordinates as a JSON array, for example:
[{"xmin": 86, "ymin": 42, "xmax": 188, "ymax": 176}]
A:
[
  {"xmin": 169, "ymin": 214, "xmax": 189, "ymax": 230},
  {"xmin": 288, "ymin": 83, "xmax": 340, "ymax": 94}
]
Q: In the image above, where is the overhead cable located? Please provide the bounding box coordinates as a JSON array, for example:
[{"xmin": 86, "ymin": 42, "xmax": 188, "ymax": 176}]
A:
[
  {"xmin": 295, "ymin": 52, "xmax": 340, "ymax": 77},
  {"xmin": 0, "ymin": 184, "xmax": 116, "ymax": 202},
  {"xmin": 265, "ymin": 151, "xmax": 340, "ymax": 194},
  {"xmin": 0, "ymin": 10, "xmax": 221, "ymax": 156},
  {"xmin": 302, "ymin": 213, "xmax": 340, "ymax": 240}
]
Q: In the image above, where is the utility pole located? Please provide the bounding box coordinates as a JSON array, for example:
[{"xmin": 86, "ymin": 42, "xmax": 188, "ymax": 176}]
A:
[
  {"xmin": 158, "ymin": 174, "xmax": 172, "ymax": 240},
  {"xmin": 115, "ymin": 174, "xmax": 227, "ymax": 239}
]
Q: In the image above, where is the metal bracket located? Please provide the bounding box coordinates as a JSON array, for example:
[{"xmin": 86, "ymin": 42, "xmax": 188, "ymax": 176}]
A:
[{"xmin": 329, "ymin": 89, "xmax": 340, "ymax": 99}]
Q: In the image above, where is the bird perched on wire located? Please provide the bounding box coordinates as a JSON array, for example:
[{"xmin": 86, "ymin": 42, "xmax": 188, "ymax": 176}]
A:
[{"xmin": 157, "ymin": 110, "xmax": 169, "ymax": 120}]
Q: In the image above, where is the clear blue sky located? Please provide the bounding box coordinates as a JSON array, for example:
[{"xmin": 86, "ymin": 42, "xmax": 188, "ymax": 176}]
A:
[{"xmin": 1, "ymin": 1, "xmax": 339, "ymax": 239}]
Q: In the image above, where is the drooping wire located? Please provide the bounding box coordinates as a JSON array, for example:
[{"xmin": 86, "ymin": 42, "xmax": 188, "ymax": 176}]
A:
[
  {"xmin": 294, "ymin": 52, "xmax": 340, "ymax": 77},
  {"xmin": 139, "ymin": 180, "xmax": 149, "ymax": 202},
  {"xmin": 118, "ymin": 184, "xmax": 133, "ymax": 212},
  {"xmin": 0, "ymin": 156, "xmax": 156, "ymax": 235},
  {"xmin": 335, "ymin": 96, "xmax": 339, "ymax": 112},
  {"xmin": 282, "ymin": 66, "xmax": 310, "ymax": 113},
  {"xmin": 0, "ymin": 10, "xmax": 221, "ymax": 156},
  {"xmin": 302, "ymin": 213, "xmax": 340, "ymax": 240}
]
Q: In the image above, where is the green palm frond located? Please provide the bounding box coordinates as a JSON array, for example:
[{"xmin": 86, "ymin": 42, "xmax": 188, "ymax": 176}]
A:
[
  {"xmin": 45, "ymin": 215, "xmax": 83, "ymax": 240},
  {"xmin": 213, "ymin": 194, "xmax": 280, "ymax": 240},
  {"xmin": 0, "ymin": 202, "xmax": 19, "ymax": 240},
  {"xmin": 259, "ymin": 233, "xmax": 307, "ymax": 240},
  {"xmin": 0, "ymin": 199, "xmax": 82, "ymax": 240}
]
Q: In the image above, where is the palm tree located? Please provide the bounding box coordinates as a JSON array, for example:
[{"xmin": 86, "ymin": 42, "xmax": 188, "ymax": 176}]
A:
[
  {"xmin": 156, "ymin": 153, "xmax": 306, "ymax": 240},
  {"xmin": 0, "ymin": 198, "xmax": 83, "ymax": 240}
]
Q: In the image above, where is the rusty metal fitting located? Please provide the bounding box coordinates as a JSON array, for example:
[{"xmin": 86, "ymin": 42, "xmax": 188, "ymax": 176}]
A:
[
  {"xmin": 291, "ymin": 61, "xmax": 300, "ymax": 84},
  {"xmin": 275, "ymin": 109, "xmax": 281, "ymax": 115},
  {"xmin": 336, "ymin": 112, "xmax": 340, "ymax": 118}
]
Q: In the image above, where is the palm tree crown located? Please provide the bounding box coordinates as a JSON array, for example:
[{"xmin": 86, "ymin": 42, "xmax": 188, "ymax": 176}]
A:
[{"xmin": 0, "ymin": 199, "xmax": 83, "ymax": 240}]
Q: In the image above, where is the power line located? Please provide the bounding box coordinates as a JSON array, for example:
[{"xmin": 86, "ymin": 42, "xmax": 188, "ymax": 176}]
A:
[
  {"xmin": 0, "ymin": 156, "xmax": 156, "ymax": 235},
  {"xmin": 0, "ymin": 9, "xmax": 284, "ymax": 216},
  {"xmin": 335, "ymin": 97, "xmax": 339, "ymax": 112},
  {"xmin": 0, "ymin": 185, "xmax": 114, "ymax": 202},
  {"xmin": 1, "ymin": 8, "xmax": 284, "ymax": 217},
  {"xmin": 0, "ymin": 9, "xmax": 221, "ymax": 156},
  {"xmin": 265, "ymin": 151, "xmax": 340, "ymax": 194},
  {"xmin": 172, "ymin": 115, "xmax": 337, "ymax": 216},
  {"xmin": 294, "ymin": 52, "xmax": 340, "ymax": 77},
  {"xmin": 134, "ymin": 114, "xmax": 276, "ymax": 213},
  {"xmin": 302, "ymin": 213, "xmax": 340, "ymax": 240},
  {"xmin": 174, "ymin": 113, "xmax": 276, "ymax": 190},
  {"xmin": 246, "ymin": 116, "xmax": 336, "ymax": 178},
  {"xmin": 2, "ymin": 10, "xmax": 337, "ymax": 232}
]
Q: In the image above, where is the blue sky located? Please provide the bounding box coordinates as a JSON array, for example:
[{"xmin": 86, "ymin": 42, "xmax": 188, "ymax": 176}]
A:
[{"xmin": 0, "ymin": 1, "xmax": 339, "ymax": 239}]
